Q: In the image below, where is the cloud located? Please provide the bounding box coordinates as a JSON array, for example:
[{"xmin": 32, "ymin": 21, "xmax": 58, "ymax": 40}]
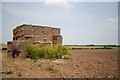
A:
[
  {"xmin": 44, "ymin": 0, "xmax": 73, "ymax": 9},
  {"xmin": 107, "ymin": 17, "xmax": 118, "ymax": 22}
]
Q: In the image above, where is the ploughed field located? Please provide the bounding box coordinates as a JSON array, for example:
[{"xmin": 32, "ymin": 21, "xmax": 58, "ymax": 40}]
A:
[{"xmin": 1, "ymin": 48, "xmax": 118, "ymax": 78}]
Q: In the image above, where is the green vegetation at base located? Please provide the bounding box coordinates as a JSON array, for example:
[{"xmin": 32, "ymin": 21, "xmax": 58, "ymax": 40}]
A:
[{"xmin": 26, "ymin": 44, "xmax": 72, "ymax": 60}]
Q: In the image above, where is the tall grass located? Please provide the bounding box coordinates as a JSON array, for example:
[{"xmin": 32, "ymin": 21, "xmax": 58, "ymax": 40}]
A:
[{"xmin": 26, "ymin": 44, "xmax": 72, "ymax": 60}]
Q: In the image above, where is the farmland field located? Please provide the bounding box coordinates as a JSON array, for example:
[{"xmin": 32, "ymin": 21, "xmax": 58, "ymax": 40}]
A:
[{"xmin": 1, "ymin": 46, "xmax": 118, "ymax": 78}]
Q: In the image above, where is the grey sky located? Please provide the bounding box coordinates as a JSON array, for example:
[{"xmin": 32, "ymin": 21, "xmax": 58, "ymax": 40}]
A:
[
  {"xmin": 1, "ymin": 1, "xmax": 118, "ymax": 45},
  {"xmin": 0, "ymin": 2, "xmax": 2, "ymax": 44}
]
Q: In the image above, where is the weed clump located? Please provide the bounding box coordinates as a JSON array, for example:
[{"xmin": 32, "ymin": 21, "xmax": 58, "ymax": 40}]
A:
[
  {"xmin": 46, "ymin": 65, "xmax": 54, "ymax": 71},
  {"xmin": 26, "ymin": 44, "xmax": 72, "ymax": 60}
]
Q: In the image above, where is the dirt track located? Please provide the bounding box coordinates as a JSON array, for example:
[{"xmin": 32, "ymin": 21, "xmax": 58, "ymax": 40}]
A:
[{"xmin": 1, "ymin": 49, "xmax": 118, "ymax": 78}]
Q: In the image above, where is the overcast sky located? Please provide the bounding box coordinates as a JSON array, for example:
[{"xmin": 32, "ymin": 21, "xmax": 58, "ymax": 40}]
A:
[{"xmin": 1, "ymin": 0, "xmax": 119, "ymax": 45}]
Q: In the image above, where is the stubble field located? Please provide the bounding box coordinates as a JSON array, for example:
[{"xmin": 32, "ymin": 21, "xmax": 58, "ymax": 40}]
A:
[{"xmin": 1, "ymin": 46, "xmax": 118, "ymax": 78}]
